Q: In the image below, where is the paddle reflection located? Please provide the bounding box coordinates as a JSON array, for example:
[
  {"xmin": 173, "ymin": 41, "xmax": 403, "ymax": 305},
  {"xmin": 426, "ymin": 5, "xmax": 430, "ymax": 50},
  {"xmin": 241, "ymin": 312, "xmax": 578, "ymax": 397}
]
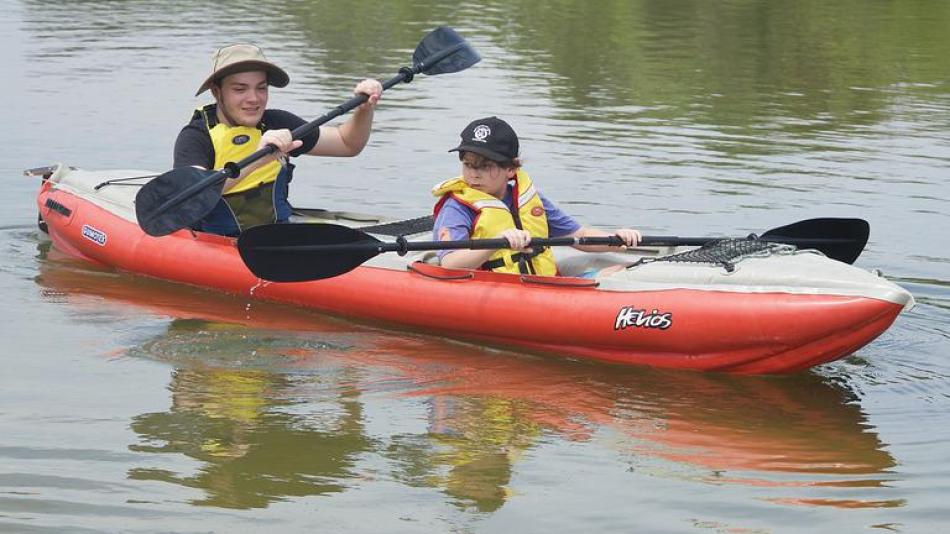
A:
[{"xmin": 35, "ymin": 251, "xmax": 900, "ymax": 511}]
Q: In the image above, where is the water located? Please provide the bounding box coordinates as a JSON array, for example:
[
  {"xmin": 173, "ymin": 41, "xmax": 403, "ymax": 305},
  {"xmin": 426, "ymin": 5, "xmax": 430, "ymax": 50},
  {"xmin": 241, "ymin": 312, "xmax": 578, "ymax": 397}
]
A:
[{"xmin": 2, "ymin": 0, "xmax": 949, "ymax": 531}]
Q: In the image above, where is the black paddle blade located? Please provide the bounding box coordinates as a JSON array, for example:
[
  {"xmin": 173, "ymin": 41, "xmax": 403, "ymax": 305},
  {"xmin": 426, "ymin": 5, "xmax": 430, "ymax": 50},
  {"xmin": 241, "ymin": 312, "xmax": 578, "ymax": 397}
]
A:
[
  {"xmin": 135, "ymin": 167, "xmax": 223, "ymax": 237},
  {"xmin": 761, "ymin": 217, "xmax": 869, "ymax": 264},
  {"xmin": 238, "ymin": 223, "xmax": 382, "ymax": 283},
  {"xmin": 413, "ymin": 26, "xmax": 481, "ymax": 75}
]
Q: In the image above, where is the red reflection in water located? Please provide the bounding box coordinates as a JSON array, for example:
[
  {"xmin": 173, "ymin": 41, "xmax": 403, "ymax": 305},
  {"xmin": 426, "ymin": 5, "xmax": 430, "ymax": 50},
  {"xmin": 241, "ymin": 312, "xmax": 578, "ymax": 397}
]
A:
[{"xmin": 36, "ymin": 252, "xmax": 899, "ymax": 509}]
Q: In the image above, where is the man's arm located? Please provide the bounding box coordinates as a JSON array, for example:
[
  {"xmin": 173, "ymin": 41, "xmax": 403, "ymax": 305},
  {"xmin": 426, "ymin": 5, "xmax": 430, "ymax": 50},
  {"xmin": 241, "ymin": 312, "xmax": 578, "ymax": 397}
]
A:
[{"xmin": 308, "ymin": 79, "xmax": 383, "ymax": 157}]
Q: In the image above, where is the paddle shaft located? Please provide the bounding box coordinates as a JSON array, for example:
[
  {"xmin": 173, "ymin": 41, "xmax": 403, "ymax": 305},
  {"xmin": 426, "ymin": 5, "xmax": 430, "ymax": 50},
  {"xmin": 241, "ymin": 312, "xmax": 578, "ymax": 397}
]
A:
[
  {"xmin": 203, "ymin": 41, "xmax": 470, "ymax": 185},
  {"xmin": 247, "ymin": 233, "xmax": 855, "ymax": 256},
  {"xmin": 237, "ymin": 218, "xmax": 869, "ymax": 282},
  {"xmin": 143, "ymin": 77, "xmax": 400, "ymax": 223},
  {"xmin": 140, "ymin": 43, "xmax": 468, "ymax": 226},
  {"xmin": 251, "ymin": 235, "xmax": 623, "ymax": 256}
]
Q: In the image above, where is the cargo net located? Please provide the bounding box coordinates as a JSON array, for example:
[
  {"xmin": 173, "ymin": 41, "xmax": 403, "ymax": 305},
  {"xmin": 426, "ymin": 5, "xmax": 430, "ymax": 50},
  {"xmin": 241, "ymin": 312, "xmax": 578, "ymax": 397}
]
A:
[{"xmin": 632, "ymin": 238, "xmax": 796, "ymax": 273}]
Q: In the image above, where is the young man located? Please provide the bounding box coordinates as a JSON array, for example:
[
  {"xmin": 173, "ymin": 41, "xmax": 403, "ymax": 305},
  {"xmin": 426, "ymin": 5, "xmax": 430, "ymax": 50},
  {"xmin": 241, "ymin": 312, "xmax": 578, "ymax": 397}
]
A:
[
  {"xmin": 432, "ymin": 116, "xmax": 640, "ymax": 276},
  {"xmin": 173, "ymin": 44, "xmax": 383, "ymax": 236}
]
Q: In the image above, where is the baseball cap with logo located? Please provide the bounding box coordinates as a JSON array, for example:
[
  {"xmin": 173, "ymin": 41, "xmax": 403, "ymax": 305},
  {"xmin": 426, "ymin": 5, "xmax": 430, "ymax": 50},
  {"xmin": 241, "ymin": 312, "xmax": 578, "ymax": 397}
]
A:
[
  {"xmin": 448, "ymin": 116, "xmax": 519, "ymax": 163},
  {"xmin": 195, "ymin": 44, "xmax": 290, "ymax": 96}
]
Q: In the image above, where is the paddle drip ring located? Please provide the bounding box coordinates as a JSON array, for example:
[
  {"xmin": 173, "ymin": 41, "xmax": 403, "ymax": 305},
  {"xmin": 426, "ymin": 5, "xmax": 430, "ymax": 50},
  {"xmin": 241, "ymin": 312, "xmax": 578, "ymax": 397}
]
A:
[
  {"xmin": 399, "ymin": 67, "xmax": 415, "ymax": 83},
  {"xmin": 394, "ymin": 235, "xmax": 410, "ymax": 256}
]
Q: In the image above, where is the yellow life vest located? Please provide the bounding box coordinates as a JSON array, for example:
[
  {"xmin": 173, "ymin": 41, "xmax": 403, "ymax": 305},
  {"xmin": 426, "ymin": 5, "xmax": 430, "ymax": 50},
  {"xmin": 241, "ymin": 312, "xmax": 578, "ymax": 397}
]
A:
[
  {"xmin": 197, "ymin": 105, "xmax": 283, "ymax": 229},
  {"xmin": 199, "ymin": 105, "xmax": 282, "ymax": 194},
  {"xmin": 432, "ymin": 170, "xmax": 558, "ymax": 276}
]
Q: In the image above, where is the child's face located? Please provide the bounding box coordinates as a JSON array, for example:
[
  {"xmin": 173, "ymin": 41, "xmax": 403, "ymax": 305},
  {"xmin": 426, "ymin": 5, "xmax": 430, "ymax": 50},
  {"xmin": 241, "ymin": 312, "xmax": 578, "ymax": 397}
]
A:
[{"xmin": 460, "ymin": 152, "xmax": 516, "ymax": 199}]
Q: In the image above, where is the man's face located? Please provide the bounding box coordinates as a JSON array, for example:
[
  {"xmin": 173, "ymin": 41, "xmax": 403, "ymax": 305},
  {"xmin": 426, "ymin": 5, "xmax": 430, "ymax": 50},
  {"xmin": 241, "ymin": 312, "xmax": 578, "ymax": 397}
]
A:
[{"xmin": 213, "ymin": 70, "xmax": 268, "ymax": 127}]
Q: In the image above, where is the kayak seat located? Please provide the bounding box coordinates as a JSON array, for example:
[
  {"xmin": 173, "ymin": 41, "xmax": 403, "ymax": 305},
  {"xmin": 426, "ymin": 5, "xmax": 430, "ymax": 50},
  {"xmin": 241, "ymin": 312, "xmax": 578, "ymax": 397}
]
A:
[{"xmin": 556, "ymin": 252, "xmax": 631, "ymax": 278}]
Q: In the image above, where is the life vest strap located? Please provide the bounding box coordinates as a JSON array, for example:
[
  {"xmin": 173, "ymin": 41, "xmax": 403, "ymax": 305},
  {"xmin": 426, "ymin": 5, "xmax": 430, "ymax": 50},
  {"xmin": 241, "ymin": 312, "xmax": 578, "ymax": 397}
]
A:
[{"xmin": 480, "ymin": 248, "xmax": 544, "ymax": 271}]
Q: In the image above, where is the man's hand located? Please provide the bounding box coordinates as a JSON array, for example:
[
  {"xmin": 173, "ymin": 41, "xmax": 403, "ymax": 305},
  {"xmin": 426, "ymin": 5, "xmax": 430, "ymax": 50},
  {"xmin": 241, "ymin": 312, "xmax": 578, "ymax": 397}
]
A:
[
  {"xmin": 354, "ymin": 78, "xmax": 383, "ymax": 109},
  {"xmin": 259, "ymin": 129, "xmax": 303, "ymax": 156}
]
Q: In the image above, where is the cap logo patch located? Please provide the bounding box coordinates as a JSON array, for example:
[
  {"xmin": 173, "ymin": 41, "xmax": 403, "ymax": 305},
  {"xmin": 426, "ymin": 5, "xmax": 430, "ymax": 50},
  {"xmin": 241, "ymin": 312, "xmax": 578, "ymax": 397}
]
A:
[{"xmin": 472, "ymin": 124, "xmax": 491, "ymax": 142}]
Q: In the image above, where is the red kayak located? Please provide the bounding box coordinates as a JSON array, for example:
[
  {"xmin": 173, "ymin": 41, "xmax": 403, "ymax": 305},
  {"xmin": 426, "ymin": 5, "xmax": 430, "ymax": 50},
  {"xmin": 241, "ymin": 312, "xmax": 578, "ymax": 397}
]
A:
[{"xmin": 33, "ymin": 164, "xmax": 914, "ymax": 374}]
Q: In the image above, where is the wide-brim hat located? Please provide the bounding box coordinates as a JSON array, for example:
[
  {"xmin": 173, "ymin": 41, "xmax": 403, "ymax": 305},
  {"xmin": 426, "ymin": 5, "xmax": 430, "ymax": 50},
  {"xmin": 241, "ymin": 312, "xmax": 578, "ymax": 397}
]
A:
[
  {"xmin": 195, "ymin": 44, "xmax": 290, "ymax": 96},
  {"xmin": 448, "ymin": 116, "xmax": 519, "ymax": 163}
]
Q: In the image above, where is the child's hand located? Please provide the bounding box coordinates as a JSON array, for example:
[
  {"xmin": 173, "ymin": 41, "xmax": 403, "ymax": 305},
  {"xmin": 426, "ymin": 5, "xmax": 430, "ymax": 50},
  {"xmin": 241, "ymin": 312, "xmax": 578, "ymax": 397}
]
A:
[
  {"xmin": 499, "ymin": 229, "xmax": 532, "ymax": 251},
  {"xmin": 613, "ymin": 228, "xmax": 642, "ymax": 248}
]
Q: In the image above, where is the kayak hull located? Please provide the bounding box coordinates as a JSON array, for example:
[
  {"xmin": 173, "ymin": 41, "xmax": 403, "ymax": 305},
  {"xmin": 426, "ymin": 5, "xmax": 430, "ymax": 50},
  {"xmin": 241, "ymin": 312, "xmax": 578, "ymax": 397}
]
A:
[{"xmin": 35, "ymin": 168, "xmax": 911, "ymax": 374}]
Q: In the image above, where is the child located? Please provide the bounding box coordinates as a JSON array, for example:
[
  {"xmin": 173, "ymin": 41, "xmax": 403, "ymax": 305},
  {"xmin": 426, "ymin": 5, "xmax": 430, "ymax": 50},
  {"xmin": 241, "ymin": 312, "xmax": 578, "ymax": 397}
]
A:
[{"xmin": 432, "ymin": 116, "xmax": 640, "ymax": 276}]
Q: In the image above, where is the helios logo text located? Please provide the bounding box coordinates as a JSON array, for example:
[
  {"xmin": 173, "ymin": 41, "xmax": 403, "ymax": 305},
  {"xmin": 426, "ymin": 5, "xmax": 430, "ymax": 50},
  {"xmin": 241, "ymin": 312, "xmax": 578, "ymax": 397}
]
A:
[{"xmin": 614, "ymin": 306, "xmax": 673, "ymax": 331}]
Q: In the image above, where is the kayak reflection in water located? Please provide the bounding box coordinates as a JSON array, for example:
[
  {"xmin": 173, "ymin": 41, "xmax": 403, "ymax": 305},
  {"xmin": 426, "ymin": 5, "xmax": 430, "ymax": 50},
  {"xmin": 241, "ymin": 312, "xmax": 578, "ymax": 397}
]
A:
[
  {"xmin": 431, "ymin": 116, "xmax": 641, "ymax": 277},
  {"xmin": 32, "ymin": 255, "xmax": 900, "ymax": 512},
  {"xmin": 174, "ymin": 43, "xmax": 383, "ymax": 236}
]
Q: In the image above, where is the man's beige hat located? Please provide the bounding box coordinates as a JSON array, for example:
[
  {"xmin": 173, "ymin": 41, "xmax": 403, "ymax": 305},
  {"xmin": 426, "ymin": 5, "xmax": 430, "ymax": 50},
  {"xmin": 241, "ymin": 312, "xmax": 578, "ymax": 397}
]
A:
[{"xmin": 195, "ymin": 44, "xmax": 290, "ymax": 96}]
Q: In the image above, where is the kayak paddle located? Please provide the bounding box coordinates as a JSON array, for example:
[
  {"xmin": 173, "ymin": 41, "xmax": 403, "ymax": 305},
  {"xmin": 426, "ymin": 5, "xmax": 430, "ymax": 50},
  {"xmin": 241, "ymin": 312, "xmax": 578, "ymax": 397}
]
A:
[
  {"xmin": 237, "ymin": 217, "xmax": 869, "ymax": 282},
  {"xmin": 135, "ymin": 26, "xmax": 481, "ymax": 237}
]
